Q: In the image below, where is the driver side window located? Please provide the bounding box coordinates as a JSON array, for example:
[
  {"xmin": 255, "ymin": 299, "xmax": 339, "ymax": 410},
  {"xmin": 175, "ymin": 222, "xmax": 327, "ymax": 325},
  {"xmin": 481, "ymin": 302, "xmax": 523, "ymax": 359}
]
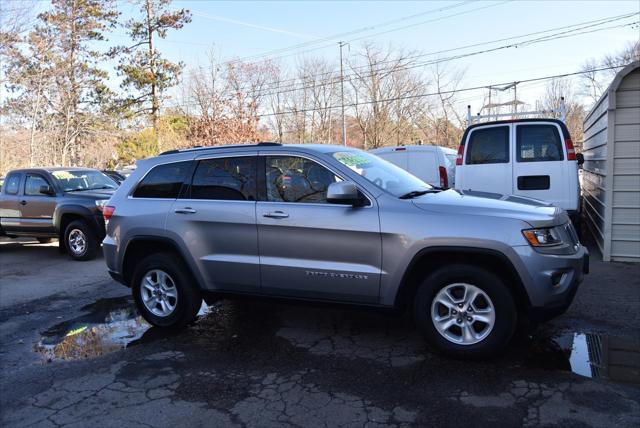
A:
[
  {"xmin": 265, "ymin": 156, "xmax": 339, "ymax": 204},
  {"xmin": 25, "ymin": 174, "xmax": 50, "ymax": 196}
]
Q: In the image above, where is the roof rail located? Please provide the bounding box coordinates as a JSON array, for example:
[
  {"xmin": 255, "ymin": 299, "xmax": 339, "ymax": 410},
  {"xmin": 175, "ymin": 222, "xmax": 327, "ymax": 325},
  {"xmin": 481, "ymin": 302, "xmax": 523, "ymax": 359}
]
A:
[
  {"xmin": 159, "ymin": 142, "xmax": 281, "ymax": 156},
  {"xmin": 467, "ymin": 97, "xmax": 566, "ymax": 127}
]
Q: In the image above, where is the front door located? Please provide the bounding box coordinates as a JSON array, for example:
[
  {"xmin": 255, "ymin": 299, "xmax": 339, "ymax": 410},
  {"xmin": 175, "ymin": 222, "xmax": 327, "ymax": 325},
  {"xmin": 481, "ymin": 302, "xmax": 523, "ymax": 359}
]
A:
[
  {"xmin": 460, "ymin": 124, "xmax": 512, "ymax": 195},
  {"xmin": 19, "ymin": 173, "xmax": 58, "ymax": 234},
  {"xmin": 0, "ymin": 172, "xmax": 24, "ymax": 234},
  {"xmin": 512, "ymin": 123, "xmax": 567, "ymax": 207},
  {"xmin": 165, "ymin": 154, "xmax": 260, "ymax": 293},
  {"xmin": 256, "ymin": 154, "xmax": 382, "ymax": 303}
]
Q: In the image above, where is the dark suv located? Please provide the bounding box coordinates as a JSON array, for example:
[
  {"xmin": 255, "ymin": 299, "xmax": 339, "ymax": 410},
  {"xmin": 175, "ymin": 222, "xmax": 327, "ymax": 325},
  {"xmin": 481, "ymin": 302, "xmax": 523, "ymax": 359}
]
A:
[{"xmin": 0, "ymin": 167, "xmax": 117, "ymax": 260}]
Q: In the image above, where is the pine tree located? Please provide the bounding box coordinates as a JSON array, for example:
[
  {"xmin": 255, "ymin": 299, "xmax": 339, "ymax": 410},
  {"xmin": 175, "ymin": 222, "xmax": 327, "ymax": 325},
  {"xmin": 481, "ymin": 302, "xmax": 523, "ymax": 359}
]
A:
[{"xmin": 110, "ymin": 0, "xmax": 191, "ymax": 151}]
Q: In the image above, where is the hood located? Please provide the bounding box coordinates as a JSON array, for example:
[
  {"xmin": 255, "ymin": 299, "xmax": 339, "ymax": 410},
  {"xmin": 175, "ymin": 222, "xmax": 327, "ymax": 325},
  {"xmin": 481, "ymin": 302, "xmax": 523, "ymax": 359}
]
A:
[
  {"xmin": 64, "ymin": 188, "xmax": 115, "ymax": 200},
  {"xmin": 412, "ymin": 189, "xmax": 567, "ymax": 228}
]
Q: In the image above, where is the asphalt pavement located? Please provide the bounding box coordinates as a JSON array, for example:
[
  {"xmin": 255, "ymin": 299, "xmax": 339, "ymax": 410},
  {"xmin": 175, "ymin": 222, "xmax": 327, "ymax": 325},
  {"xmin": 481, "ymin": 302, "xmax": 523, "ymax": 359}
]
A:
[{"xmin": 0, "ymin": 237, "xmax": 638, "ymax": 427}]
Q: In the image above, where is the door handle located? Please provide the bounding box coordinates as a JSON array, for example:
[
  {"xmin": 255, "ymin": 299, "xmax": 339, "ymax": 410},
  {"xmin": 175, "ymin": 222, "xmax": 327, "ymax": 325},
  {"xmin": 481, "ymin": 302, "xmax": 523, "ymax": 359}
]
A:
[
  {"xmin": 19, "ymin": 200, "xmax": 27, "ymax": 205},
  {"xmin": 174, "ymin": 207, "xmax": 197, "ymax": 214},
  {"xmin": 263, "ymin": 211, "xmax": 289, "ymax": 219}
]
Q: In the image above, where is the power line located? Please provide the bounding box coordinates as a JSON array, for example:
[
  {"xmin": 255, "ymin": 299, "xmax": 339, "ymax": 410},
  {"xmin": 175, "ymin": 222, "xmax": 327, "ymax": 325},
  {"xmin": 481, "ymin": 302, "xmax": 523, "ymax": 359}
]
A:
[
  {"xmin": 196, "ymin": 12, "xmax": 638, "ymax": 98},
  {"xmin": 250, "ymin": 65, "xmax": 627, "ymax": 119},
  {"xmin": 172, "ymin": 17, "xmax": 637, "ymax": 107},
  {"xmin": 212, "ymin": 1, "xmax": 474, "ymax": 65}
]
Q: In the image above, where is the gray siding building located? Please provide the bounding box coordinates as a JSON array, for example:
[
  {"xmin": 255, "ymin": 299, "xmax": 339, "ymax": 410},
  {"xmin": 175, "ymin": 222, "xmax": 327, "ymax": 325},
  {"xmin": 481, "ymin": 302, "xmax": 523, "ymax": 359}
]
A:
[{"xmin": 582, "ymin": 61, "xmax": 640, "ymax": 262}]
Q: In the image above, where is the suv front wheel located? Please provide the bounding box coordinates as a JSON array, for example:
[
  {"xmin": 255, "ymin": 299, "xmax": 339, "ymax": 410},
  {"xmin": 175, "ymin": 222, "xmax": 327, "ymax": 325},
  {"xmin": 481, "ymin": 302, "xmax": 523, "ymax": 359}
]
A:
[
  {"xmin": 414, "ymin": 264, "xmax": 517, "ymax": 359},
  {"xmin": 132, "ymin": 253, "xmax": 202, "ymax": 329}
]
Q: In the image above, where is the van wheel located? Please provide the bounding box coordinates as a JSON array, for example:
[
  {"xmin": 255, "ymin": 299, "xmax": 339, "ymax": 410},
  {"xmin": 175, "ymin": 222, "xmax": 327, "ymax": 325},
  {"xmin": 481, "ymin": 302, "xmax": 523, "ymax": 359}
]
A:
[
  {"xmin": 64, "ymin": 220, "xmax": 98, "ymax": 261},
  {"xmin": 414, "ymin": 264, "xmax": 516, "ymax": 359},
  {"xmin": 132, "ymin": 253, "xmax": 202, "ymax": 329}
]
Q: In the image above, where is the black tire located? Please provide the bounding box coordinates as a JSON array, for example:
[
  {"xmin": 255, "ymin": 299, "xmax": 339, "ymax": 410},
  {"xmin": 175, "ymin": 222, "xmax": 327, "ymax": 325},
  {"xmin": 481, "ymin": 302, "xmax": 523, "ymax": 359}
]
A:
[
  {"xmin": 413, "ymin": 264, "xmax": 517, "ymax": 359},
  {"xmin": 64, "ymin": 220, "xmax": 98, "ymax": 261},
  {"xmin": 37, "ymin": 237, "xmax": 53, "ymax": 244},
  {"xmin": 131, "ymin": 252, "xmax": 202, "ymax": 329}
]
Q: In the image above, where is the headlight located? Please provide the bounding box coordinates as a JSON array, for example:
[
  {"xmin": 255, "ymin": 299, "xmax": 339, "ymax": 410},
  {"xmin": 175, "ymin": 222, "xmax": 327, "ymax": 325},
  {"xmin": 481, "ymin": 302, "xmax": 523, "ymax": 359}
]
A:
[
  {"xmin": 95, "ymin": 199, "xmax": 108, "ymax": 211},
  {"xmin": 522, "ymin": 228, "xmax": 563, "ymax": 247}
]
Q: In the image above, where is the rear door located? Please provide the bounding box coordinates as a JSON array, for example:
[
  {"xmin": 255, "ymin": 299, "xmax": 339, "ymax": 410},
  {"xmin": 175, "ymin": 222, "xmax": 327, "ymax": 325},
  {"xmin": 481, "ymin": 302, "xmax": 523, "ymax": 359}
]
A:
[
  {"xmin": 407, "ymin": 150, "xmax": 438, "ymax": 186},
  {"xmin": 0, "ymin": 172, "xmax": 23, "ymax": 233},
  {"xmin": 459, "ymin": 124, "xmax": 512, "ymax": 195},
  {"xmin": 166, "ymin": 153, "xmax": 260, "ymax": 293},
  {"xmin": 512, "ymin": 123, "xmax": 567, "ymax": 207},
  {"xmin": 20, "ymin": 173, "xmax": 58, "ymax": 234}
]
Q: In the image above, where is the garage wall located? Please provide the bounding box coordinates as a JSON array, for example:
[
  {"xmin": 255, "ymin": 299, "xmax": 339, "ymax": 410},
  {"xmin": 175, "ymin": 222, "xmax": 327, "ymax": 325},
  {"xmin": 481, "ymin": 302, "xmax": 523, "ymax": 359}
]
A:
[
  {"xmin": 611, "ymin": 68, "xmax": 640, "ymax": 262},
  {"xmin": 582, "ymin": 63, "xmax": 640, "ymax": 262},
  {"xmin": 583, "ymin": 88, "xmax": 609, "ymax": 258}
]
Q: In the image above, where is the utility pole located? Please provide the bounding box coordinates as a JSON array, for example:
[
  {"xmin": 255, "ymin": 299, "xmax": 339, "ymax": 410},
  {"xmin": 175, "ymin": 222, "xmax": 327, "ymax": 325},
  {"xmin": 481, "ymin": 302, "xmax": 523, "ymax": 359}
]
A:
[{"xmin": 339, "ymin": 41, "xmax": 347, "ymax": 146}]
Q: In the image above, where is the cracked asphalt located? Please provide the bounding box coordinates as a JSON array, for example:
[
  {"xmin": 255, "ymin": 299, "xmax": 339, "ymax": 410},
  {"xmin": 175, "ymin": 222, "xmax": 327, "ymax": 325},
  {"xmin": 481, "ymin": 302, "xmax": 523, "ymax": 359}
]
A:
[{"xmin": 1, "ymin": 237, "xmax": 639, "ymax": 427}]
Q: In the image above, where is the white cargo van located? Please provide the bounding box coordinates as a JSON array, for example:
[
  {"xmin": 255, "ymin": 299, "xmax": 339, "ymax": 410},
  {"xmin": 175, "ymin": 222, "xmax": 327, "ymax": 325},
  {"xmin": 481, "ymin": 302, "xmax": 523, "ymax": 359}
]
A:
[
  {"xmin": 454, "ymin": 118, "xmax": 584, "ymax": 223},
  {"xmin": 370, "ymin": 145, "xmax": 457, "ymax": 188}
]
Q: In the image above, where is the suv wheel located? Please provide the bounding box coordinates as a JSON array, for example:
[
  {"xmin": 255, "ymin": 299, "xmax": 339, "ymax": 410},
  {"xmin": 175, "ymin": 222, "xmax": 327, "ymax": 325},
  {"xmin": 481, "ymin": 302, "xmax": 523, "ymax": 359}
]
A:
[
  {"xmin": 132, "ymin": 253, "xmax": 202, "ymax": 329},
  {"xmin": 64, "ymin": 220, "xmax": 98, "ymax": 261},
  {"xmin": 414, "ymin": 264, "xmax": 516, "ymax": 359}
]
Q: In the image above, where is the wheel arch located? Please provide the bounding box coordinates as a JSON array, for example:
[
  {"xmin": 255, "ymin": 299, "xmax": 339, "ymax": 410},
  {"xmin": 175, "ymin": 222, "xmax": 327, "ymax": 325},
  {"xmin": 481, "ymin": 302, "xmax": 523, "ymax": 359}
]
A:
[
  {"xmin": 394, "ymin": 246, "xmax": 531, "ymax": 313},
  {"xmin": 121, "ymin": 236, "xmax": 203, "ymax": 290}
]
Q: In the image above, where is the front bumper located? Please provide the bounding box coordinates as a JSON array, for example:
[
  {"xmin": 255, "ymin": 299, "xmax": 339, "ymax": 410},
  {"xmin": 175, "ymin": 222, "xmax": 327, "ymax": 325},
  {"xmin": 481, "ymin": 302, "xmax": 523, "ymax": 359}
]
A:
[{"xmin": 513, "ymin": 244, "xmax": 589, "ymax": 321}]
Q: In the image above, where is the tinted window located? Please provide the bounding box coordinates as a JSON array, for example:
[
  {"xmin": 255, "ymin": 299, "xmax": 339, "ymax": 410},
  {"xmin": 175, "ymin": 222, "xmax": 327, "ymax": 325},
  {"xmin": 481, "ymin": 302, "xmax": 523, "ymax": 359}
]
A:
[
  {"xmin": 25, "ymin": 174, "xmax": 50, "ymax": 196},
  {"xmin": 191, "ymin": 157, "xmax": 256, "ymax": 201},
  {"xmin": 3, "ymin": 173, "xmax": 20, "ymax": 195},
  {"xmin": 266, "ymin": 156, "xmax": 339, "ymax": 204},
  {"xmin": 133, "ymin": 161, "xmax": 191, "ymax": 198},
  {"xmin": 466, "ymin": 126, "xmax": 509, "ymax": 164},
  {"xmin": 517, "ymin": 125, "xmax": 563, "ymax": 162}
]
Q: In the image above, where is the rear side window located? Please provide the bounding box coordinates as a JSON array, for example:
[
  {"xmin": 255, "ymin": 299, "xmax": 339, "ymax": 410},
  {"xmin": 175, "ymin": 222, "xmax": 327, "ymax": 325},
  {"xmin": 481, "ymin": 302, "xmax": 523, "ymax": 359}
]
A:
[
  {"xmin": 466, "ymin": 126, "xmax": 509, "ymax": 164},
  {"xmin": 516, "ymin": 125, "xmax": 563, "ymax": 162},
  {"xmin": 3, "ymin": 173, "xmax": 20, "ymax": 195},
  {"xmin": 25, "ymin": 174, "xmax": 50, "ymax": 196},
  {"xmin": 133, "ymin": 161, "xmax": 191, "ymax": 199},
  {"xmin": 190, "ymin": 157, "xmax": 256, "ymax": 201}
]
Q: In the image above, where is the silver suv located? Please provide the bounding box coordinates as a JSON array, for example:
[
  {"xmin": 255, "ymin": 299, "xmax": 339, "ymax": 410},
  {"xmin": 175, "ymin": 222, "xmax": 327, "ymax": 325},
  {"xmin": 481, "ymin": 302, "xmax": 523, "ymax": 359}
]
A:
[{"xmin": 103, "ymin": 143, "xmax": 588, "ymax": 358}]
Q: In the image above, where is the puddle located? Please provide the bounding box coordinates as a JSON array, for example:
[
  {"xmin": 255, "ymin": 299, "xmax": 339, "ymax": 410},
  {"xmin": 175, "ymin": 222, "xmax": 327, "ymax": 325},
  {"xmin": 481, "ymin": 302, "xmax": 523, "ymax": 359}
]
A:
[
  {"xmin": 35, "ymin": 296, "xmax": 211, "ymax": 361},
  {"xmin": 526, "ymin": 332, "xmax": 640, "ymax": 385}
]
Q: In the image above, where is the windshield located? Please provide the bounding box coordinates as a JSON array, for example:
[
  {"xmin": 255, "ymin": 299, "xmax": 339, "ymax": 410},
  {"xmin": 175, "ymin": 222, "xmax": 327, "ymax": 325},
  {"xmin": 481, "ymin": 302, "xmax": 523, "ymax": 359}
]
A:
[
  {"xmin": 52, "ymin": 170, "xmax": 117, "ymax": 192},
  {"xmin": 331, "ymin": 150, "xmax": 432, "ymax": 197}
]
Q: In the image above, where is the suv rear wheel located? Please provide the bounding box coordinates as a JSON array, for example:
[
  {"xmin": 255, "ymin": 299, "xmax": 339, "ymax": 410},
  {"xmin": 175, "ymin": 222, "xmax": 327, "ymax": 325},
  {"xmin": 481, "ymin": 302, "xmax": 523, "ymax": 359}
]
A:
[
  {"xmin": 414, "ymin": 264, "xmax": 516, "ymax": 359},
  {"xmin": 64, "ymin": 220, "xmax": 98, "ymax": 261},
  {"xmin": 132, "ymin": 253, "xmax": 202, "ymax": 329}
]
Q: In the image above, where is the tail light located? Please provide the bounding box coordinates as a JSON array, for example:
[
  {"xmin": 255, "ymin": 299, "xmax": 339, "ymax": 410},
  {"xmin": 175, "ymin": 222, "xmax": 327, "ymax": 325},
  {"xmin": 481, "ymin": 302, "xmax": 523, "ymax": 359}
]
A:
[
  {"xmin": 102, "ymin": 206, "xmax": 115, "ymax": 221},
  {"xmin": 456, "ymin": 145, "xmax": 464, "ymax": 166},
  {"xmin": 565, "ymin": 138, "xmax": 576, "ymax": 161},
  {"xmin": 439, "ymin": 166, "xmax": 448, "ymax": 188}
]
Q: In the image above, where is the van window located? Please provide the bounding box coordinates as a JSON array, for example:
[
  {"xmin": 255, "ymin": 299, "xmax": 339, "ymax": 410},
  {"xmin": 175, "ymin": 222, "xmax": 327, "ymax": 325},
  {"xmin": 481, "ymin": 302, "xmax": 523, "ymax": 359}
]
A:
[
  {"xmin": 133, "ymin": 161, "xmax": 191, "ymax": 199},
  {"xmin": 466, "ymin": 126, "xmax": 509, "ymax": 164},
  {"xmin": 516, "ymin": 125, "xmax": 563, "ymax": 162},
  {"xmin": 3, "ymin": 173, "xmax": 20, "ymax": 195},
  {"xmin": 191, "ymin": 157, "xmax": 256, "ymax": 201}
]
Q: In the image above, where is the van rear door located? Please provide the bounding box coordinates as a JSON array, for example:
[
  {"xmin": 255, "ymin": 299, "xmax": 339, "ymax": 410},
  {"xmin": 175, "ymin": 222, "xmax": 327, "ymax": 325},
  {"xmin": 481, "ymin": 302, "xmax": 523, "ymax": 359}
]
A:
[
  {"xmin": 407, "ymin": 151, "xmax": 438, "ymax": 186},
  {"xmin": 512, "ymin": 123, "xmax": 567, "ymax": 208},
  {"xmin": 458, "ymin": 124, "xmax": 512, "ymax": 195}
]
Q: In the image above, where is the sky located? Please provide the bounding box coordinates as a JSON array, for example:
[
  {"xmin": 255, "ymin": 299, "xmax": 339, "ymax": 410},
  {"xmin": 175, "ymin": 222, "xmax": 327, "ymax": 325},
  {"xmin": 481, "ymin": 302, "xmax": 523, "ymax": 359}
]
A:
[{"xmin": 27, "ymin": 0, "xmax": 640, "ymax": 113}]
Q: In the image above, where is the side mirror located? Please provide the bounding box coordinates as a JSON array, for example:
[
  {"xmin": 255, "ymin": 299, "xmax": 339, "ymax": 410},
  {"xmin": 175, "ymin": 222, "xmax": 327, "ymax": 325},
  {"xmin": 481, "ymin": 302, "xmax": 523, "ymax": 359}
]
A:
[
  {"xmin": 39, "ymin": 184, "xmax": 54, "ymax": 196},
  {"xmin": 327, "ymin": 181, "xmax": 364, "ymax": 206},
  {"xmin": 576, "ymin": 153, "xmax": 584, "ymax": 166}
]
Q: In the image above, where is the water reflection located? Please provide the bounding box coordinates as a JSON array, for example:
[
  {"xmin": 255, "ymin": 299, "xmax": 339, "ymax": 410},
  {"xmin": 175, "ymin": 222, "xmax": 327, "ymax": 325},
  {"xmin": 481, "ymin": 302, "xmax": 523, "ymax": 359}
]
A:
[
  {"xmin": 35, "ymin": 296, "xmax": 210, "ymax": 361},
  {"xmin": 563, "ymin": 332, "xmax": 640, "ymax": 385}
]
